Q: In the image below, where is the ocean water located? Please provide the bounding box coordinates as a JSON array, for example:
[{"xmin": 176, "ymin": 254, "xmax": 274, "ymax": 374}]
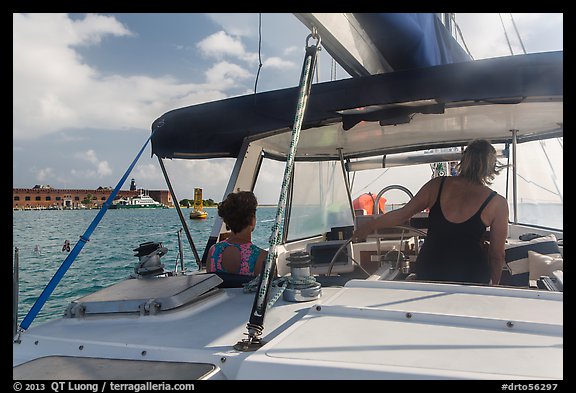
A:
[
  {"xmin": 12, "ymin": 203, "xmax": 562, "ymax": 328},
  {"xmin": 12, "ymin": 207, "xmax": 278, "ymax": 326}
]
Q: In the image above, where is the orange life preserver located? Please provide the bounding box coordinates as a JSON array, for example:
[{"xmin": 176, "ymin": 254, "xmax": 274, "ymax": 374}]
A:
[{"xmin": 353, "ymin": 192, "xmax": 386, "ymax": 215}]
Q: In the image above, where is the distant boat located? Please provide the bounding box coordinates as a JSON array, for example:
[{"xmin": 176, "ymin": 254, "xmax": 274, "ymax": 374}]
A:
[
  {"xmin": 110, "ymin": 191, "xmax": 163, "ymax": 209},
  {"xmin": 190, "ymin": 188, "xmax": 208, "ymax": 219}
]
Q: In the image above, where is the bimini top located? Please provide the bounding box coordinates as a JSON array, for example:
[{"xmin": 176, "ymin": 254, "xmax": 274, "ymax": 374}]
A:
[{"xmin": 151, "ymin": 51, "xmax": 563, "ymax": 161}]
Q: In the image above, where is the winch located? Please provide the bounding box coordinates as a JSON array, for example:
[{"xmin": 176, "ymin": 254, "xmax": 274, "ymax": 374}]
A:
[
  {"xmin": 283, "ymin": 250, "xmax": 322, "ymax": 302},
  {"xmin": 133, "ymin": 241, "xmax": 168, "ymax": 277}
]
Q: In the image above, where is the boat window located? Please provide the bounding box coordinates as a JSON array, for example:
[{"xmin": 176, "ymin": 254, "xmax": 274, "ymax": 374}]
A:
[
  {"xmin": 286, "ymin": 161, "xmax": 354, "ymax": 241},
  {"xmin": 349, "ymin": 163, "xmax": 431, "ymax": 213},
  {"xmin": 506, "ymin": 138, "xmax": 563, "ymax": 230}
]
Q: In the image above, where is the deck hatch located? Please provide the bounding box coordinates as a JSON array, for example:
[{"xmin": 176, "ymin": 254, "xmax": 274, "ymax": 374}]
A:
[{"xmin": 65, "ymin": 273, "xmax": 223, "ymax": 317}]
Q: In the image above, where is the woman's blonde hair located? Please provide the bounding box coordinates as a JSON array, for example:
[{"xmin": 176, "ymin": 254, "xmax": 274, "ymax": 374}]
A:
[{"xmin": 456, "ymin": 139, "xmax": 504, "ymax": 185}]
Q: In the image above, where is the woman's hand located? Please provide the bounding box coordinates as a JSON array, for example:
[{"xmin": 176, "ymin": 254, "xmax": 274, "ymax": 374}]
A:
[{"xmin": 351, "ymin": 220, "xmax": 375, "ymax": 242}]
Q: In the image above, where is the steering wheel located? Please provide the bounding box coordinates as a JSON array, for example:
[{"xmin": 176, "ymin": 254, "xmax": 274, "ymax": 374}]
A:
[
  {"xmin": 326, "ymin": 224, "xmax": 427, "ymax": 277},
  {"xmin": 373, "ymin": 184, "xmax": 414, "ymax": 215}
]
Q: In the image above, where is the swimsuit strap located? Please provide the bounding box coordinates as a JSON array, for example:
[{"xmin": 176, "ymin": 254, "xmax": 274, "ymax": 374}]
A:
[
  {"xmin": 477, "ymin": 190, "xmax": 498, "ymax": 215},
  {"xmin": 435, "ymin": 176, "xmax": 447, "ymax": 204}
]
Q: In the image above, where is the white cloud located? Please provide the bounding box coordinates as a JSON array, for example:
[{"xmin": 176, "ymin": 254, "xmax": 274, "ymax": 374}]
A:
[
  {"xmin": 34, "ymin": 167, "xmax": 56, "ymax": 182},
  {"xmin": 454, "ymin": 13, "xmax": 563, "ymax": 59},
  {"xmin": 96, "ymin": 161, "xmax": 112, "ymax": 177},
  {"xmin": 263, "ymin": 57, "xmax": 297, "ymax": 70},
  {"xmin": 132, "ymin": 163, "xmax": 163, "ymax": 182},
  {"xmin": 197, "ymin": 31, "xmax": 260, "ymax": 65},
  {"xmin": 197, "ymin": 31, "xmax": 246, "ymax": 58},
  {"xmin": 12, "ymin": 14, "xmax": 238, "ymax": 141},
  {"xmin": 205, "ymin": 61, "xmax": 252, "ymax": 87},
  {"xmin": 71, "ymin": 13, "xmax": 136, "ymax": 45},
  {"xmin": 76, "ymin": 149, "xmax": 99, "ymax": 164},
  {"xmin": 73, "ymin": 149, "xmax": 112, "ymax": 178},
  {"xmin": 13, "ymin": 13, "xmax": 562, "ymax": 204},
  {"xmin": 28, "ymin": 165, "xmax": 71, "ymax": 186},
  {"xmin": 161, "ymin": 158, "xmax": 235, "ymax": 202},
  {"xmin": 205, "ymin": 13, "xmax": 258, "ymax": 38},
  {"xmin": 12, "ymin": 13, "xmax": 310, "ymax": 143},
  {"xmin": 283, "ymin": 46, "xmax": 299, "ymax": 56}
]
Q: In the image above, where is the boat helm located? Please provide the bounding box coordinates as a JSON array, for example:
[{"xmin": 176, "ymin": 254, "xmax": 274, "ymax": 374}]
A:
[{"xmin": 383, "ymin": 247, "xmax": 410, "ymax": 274}]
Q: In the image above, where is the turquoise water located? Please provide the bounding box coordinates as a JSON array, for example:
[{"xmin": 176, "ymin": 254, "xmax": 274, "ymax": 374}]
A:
[
  {"xmin": 12, "ymin": 203, "xmax": 562, "ymax": 328},
  {"xmin": 13, "ymin": 207, "xmax": 277, "ymax": 326}
]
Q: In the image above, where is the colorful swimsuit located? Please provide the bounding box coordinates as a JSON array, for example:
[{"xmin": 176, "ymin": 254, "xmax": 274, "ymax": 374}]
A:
[{"xmin": 208, "ymin": 240, "xmax": 263, "ymax": 275}]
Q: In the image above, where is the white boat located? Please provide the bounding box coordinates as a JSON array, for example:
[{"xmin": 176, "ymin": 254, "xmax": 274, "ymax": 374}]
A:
[
  {"xmin": 110, "ymin": 191, "xmax": 163, "ymax": 209},
  {"xmin": 13, "ymin": 13, "xmax": 562, "ymax": 381}
]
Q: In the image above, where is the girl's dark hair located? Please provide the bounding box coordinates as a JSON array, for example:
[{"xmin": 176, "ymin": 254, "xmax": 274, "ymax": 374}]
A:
[
  {"xmin": 456, "ymin": 139, "xmax": 504, "ymax": 185},
  {"xmin": 217, "ymin": 191, "xmax": 258, "ymax": 233}
]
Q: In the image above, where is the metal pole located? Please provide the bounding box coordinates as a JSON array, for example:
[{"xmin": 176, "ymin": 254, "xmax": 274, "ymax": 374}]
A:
[
  {"xmin": 511, "ymin": 129, "xmax": 518, "ymax": 224},
  {"xmin": 13, "ymin": 247, "xmax": 19, "ymax": 339},
  {"xmin": 338, "ymin": 148, "xmax": 355, "ymax": 217},
  {"xmin": 178, "ymin": 228, "xmax": 185, "ymax": 273},
  {"xmin": 157, "ymin": 157, "xmax": 202, "ymax": 269}
]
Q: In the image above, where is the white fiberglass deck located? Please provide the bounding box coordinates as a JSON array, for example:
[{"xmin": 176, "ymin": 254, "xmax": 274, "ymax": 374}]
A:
[
  {"xmin": 13, "ymin": 279, "xmax": 562, "ymax": 380},
  {"xmin": 240, "ymin": 280, "xmax": 562, "ymax": 379}
]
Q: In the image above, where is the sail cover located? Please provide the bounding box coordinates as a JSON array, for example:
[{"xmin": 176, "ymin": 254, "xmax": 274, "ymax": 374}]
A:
[
  {"xmin": 294, "ymin": 13, "xmax": 471, "ymax": 77},
  {"xmin": 352, "ymin": 13, "xmax": 472, "ymax": 70}
]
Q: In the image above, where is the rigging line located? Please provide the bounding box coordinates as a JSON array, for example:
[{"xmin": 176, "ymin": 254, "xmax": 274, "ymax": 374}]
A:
[
  {"xmin": 556, "ymin": 137, "xmax": 563, "ymax": 150},
  {"xmin": 537, "ymin": 140, "xmax": 563, "ymax": 203},
  {"xmin": 17, "ymin": 125, "xmax": 161, "ymax": 333},
  {"xmin": 516, "ymin": 171, "xmax": 563, "ymax": 200},
  {"xmin": 353, "ymin": 168, "xmax": 390, "ymax": 196},
  {"xmin": 509, "ymin": 13, "xmax": 527, "ymax": 55},
  {"xmin": 499, "ymin": 13, "xmax": 514, "ymax": 56},
  {"xmin": 350, "ymin": 169, "xmax": 356, "ymax": 191},
  {"xmin": 253, "ymin": 13, "xmax": 263, "ymax": 94},
  {"xmin": 243, "ymin": 33, "xmax": 321, "ymax": 345}
]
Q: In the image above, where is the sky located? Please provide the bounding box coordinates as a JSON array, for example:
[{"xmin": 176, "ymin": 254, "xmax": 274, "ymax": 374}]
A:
[{"xmin": 13, "ymin": 13, "xmax": 563, "ymax": 204}]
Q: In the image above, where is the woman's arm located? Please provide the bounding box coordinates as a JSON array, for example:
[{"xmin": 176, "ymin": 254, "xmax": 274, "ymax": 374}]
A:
[
  {"xmin": 254, "ymin": 249, "xmax": 268, "ymax": 276},
  {"xmin": 206, "ymin": 245, "xmax": 215, "ymax": 272},
  {"xmin": 352, "ymin": 178, "xmax": 437, "ymax": 241},
  {"xmin": 488, "ymin": 195, "xmax": 509, "ymax": 285}
]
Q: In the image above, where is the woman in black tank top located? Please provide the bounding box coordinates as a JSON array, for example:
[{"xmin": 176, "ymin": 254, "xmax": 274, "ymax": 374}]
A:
[
  {"xmin": 352, "ymin": 139, "xmax": 509, "ymax": 285},
  {"xmin": 414, "ymin": 177, "xmax": 497, "ymax": 283}
]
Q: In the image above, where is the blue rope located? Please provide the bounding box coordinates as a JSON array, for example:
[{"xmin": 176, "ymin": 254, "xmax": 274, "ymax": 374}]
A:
[{"xmin": 18, "ymin": 126, "xmax": 161, "ymax": 332}]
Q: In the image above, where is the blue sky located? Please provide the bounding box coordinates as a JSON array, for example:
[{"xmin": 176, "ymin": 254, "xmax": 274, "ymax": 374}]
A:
[{"xmin": 13, "ymin": 13, "xmax": 563, "ymax": 204}]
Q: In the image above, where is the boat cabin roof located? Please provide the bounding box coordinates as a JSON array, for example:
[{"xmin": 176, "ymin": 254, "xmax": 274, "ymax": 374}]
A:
[{"xmin": 151, "ymin": 51, "xmax": 562, "ymax": 161}]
